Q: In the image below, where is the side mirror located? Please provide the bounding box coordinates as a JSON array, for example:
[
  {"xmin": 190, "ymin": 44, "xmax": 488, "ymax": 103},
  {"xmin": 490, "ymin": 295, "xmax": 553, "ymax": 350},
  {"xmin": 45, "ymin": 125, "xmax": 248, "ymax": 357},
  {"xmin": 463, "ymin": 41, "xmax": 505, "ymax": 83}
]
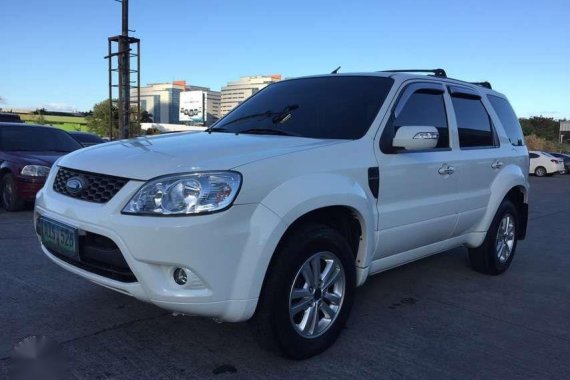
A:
[{"xmin": 392, "ymin": 126, "xmax": 439, "ymax": 151}]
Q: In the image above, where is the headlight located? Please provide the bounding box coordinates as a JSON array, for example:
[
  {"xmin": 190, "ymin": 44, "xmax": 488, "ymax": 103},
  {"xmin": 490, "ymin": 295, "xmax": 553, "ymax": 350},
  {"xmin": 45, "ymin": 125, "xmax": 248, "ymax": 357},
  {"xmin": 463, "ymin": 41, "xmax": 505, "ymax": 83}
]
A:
[
  {"xmin": 21, "ymin": 165, "xmax": 51, "ymax": 177},
  {"xmin": 122, "ymin": 171, "xmax": 242, "ymax": 216}
]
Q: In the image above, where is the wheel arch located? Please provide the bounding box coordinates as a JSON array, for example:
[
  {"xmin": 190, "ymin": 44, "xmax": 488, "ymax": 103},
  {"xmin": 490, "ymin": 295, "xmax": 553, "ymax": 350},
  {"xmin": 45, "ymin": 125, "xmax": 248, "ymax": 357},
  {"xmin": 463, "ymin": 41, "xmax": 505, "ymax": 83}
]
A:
[
  {"xmin": 472, "ymin": 165, "xmax": 529, "ymax": 242},
  {"xmin": 251, "ymin": 204, "xmax": 368, "ymax": 318},
  {"xmin": 246, "ymin": 172, "xmax": 377, "ymax": 311},
  {"xmin": 0, "ymin": 166, "xmax": 11, "ymax": 178},
  {"xmin": 258, "ymin": 173, "xmax": 377, "ymax": 270}
]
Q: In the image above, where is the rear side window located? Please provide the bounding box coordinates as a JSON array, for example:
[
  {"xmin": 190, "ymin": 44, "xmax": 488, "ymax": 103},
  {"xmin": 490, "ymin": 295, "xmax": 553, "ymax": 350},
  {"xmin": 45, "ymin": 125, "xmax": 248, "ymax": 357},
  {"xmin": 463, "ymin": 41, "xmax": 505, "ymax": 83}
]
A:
[
  {"xmin": 452, "ymin": 96, "xmax": 495, "ymax": 148},
  {"xmin": 392, "ymin": 91, "xmax": 449, "ymax": 148},
  {"xmin": 529, "ymin": 153, "xmax": 539, "ymax": 159},
  {"xmin": 487, "ymin": 95, "xmax": 525, "ymax": 146}
]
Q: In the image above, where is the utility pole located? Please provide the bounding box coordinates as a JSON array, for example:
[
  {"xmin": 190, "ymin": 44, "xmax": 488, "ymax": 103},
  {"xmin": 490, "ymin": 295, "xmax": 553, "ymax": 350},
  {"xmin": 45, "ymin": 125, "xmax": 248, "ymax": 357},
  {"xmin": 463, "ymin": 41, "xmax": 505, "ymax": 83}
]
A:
[
  {"xmin": 118, "ymin": 0, "xmax": 130, "ymax": 140},
  {"xmin": 105, "ymin": 0, "xmax": 140, "ymax": 140}
]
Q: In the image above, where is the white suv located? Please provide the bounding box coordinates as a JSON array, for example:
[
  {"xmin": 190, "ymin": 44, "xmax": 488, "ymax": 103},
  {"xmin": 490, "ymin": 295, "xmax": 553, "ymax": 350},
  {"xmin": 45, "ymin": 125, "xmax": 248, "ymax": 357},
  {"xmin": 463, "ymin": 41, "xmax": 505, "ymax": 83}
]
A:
[{"xmin": 35, "ymin": 69, "xmax": 529, "ymax": 359}]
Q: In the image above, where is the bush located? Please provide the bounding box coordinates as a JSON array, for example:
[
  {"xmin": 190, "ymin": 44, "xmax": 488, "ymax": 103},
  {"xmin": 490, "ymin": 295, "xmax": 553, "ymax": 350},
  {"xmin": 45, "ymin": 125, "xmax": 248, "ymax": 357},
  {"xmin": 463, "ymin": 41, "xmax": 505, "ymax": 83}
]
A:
[{"xmin": 525, "ymin": 134, "xmax": 569, "ymax": 153}]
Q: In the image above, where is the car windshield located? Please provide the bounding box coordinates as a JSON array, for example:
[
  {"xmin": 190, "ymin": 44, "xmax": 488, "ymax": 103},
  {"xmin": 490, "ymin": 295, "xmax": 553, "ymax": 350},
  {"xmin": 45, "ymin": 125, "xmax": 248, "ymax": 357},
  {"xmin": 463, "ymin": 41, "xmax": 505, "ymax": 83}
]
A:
[
  {"xmin": 0, "ymin": 126, "xmax": 83, "ymax": 152},
  {"xmin": 210, "ymin": 76, "xmax": 394, "ymax": 139}
]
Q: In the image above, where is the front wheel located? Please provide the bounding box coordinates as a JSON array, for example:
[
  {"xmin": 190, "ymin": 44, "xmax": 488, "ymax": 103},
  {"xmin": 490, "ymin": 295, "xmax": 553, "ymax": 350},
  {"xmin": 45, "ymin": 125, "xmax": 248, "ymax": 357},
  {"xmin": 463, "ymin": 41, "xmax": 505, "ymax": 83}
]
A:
[
  {"xmin": 1, "ymin": 175, "xmax": 25, "ymax": 212},
  {"xmin": 469, "ymin": 199, "xmax": 519, "ymax": 275},
  {"xmin": 250, "ymin": 224, "xmax": 355, "ymax": 359}
]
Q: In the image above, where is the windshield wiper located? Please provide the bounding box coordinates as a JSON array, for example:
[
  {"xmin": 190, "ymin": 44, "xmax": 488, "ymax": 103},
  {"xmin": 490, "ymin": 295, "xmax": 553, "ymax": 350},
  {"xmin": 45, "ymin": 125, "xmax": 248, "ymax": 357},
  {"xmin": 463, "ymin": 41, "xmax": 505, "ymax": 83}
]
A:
[
  {"xmin": 206, "ymin": 126, "xmax": 230, "ymax": 133},
  {"xmin": 239, "ymin": 128, "xmax": 298, "ymax": 137},
  {"xmin": 207, "ymin": 104, "xmax": 300, "ymax": 133},
  {"xmin": 206, "ymin": 111, "xmax": 272, "ymax": 132}
]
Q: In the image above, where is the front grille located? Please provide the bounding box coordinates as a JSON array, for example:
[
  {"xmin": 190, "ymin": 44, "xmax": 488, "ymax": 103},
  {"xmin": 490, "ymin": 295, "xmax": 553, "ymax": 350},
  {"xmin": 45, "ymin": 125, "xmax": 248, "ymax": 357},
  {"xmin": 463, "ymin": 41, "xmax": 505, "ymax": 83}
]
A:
[
  {"xmin": 53, "ymin": 167, "xmax": 129, "ymax": 203},
  {"xmin": 48, "ymin": 232, "xmax": 137, "ymax": 283}
]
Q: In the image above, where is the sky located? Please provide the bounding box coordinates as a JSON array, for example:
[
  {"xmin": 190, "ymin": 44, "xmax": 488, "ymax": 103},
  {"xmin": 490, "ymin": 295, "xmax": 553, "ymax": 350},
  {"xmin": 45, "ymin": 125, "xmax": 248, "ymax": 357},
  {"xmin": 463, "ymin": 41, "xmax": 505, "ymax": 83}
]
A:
[{"xmin": 1, "ymin": 0, "xmax": 569, "ymax": 118}]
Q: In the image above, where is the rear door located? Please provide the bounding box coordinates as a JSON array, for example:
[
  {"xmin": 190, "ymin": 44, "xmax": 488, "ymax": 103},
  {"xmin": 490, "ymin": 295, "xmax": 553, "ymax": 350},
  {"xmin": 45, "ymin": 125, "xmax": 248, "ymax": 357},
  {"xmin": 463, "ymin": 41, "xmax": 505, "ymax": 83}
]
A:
[
  {"xmin": 374, "ymin": 81, "xmax": 458, "ymax": 259},
  {"xmin": 447, "ymin": 86, "xmax": 507, "ymax": 236}
]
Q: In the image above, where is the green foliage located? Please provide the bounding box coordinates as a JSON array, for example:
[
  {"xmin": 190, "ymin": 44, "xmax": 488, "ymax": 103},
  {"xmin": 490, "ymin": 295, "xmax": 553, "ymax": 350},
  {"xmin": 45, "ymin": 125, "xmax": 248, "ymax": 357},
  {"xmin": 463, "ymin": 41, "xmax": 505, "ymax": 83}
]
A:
[
  {"xmin": 86, "ymin": 99, "xmax": 142, "ymax": 139},
  {"xmin": 20, "ymin": 113, "xmax": 87, "ymax": 125},
  {"xmin": 32, "ymin": 109, "xmax": 48, "ymax": 125},
  {"xmin": 86, "ymin": 100, "xmax": 118, "ymax": 138},
  {"xmin": 519, "ymin": 117, "xmax": 560, "ymax": 141},
  {"xmin": 32, "ymin": 108, "xmax": 47, "ymax": 115},
  {"xmin": 141, "ymin": 110, "xmax": 153, "ymax": 123}
]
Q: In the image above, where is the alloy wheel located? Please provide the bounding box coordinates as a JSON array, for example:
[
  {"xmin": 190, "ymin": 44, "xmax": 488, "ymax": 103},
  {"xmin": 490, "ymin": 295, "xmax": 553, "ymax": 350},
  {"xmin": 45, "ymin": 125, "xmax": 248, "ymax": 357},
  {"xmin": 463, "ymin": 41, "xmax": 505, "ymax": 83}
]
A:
[
  {"xmin": 495, "ymin": 214, "xmax": 516, "ymax": 264},
  {"xmin": 289, "ymin": 251, "xmax": 345, "ymax": 339}
]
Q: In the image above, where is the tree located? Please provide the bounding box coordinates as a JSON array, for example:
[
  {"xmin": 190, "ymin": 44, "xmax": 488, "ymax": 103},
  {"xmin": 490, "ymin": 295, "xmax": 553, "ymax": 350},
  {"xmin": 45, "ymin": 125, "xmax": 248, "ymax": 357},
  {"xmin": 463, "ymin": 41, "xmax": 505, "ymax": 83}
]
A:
[
  {"xmin": 32, "ymin": 108, "xmax": 48, "ymax": 125},
  {"xmin": 86, "ymin": 100, "xmax": 142, "ymax": 139},
  {"xmin": 519, "ymin": 117, "xmax": 559, "ymax": 141},
  {"xmin": 86, "ymin": 100, "xmax": 118, "ymax": 137},
  {"xmin": 140, "ymin": 110, "xmax": 153, "ymax": 123}
]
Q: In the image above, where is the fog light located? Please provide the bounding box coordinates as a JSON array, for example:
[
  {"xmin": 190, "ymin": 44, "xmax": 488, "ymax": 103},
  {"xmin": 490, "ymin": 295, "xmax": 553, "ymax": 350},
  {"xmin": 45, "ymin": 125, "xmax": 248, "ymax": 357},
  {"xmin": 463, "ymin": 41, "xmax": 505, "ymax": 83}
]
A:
[{"xmin": 173, "ymin": 268, "xmax": 187, "ymax": 285}]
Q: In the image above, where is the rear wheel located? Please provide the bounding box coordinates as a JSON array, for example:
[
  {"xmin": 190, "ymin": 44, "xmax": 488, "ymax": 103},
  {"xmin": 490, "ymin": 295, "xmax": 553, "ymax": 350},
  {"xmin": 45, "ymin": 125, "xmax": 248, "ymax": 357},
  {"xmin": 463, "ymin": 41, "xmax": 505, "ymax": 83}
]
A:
[
  {"xmin": 534, "ymin": 166, "xmax": 546, "ymax": 177},
  {"xmin": 250, "ymin": 224, "xmax": 355, "ymax": 359},
  {"xmin": 469, "ymin": 199, "xmax": 519, "ymax": 275},
  {"xmin": 1, "ymin": 175, "xmax": 25, "ymax": 212}
]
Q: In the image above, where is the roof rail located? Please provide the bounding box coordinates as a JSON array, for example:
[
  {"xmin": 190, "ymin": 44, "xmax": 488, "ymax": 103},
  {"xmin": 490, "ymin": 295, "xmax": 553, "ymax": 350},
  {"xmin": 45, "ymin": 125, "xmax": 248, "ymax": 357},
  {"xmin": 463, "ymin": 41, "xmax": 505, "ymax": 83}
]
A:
[
  {"xmin": 382, "ymin": 68, "xmax": 447, "ymax": 78},
  {"xmin": 469, "ymin": 81, "xmax": 492, "ymax": 89}
]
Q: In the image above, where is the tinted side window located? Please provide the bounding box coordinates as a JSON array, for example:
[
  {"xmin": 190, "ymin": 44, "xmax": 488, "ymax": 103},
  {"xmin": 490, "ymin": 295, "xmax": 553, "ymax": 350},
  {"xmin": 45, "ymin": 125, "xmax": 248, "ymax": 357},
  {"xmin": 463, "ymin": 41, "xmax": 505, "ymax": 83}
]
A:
[
  {"xmin": 529, "ymin": 153, "xmax": 539, "ymax": 158},
  {"xmin": 487, "ymin": 95, "xmax": 525, "ymax": 146},
  {"xmin": 393, "ymin": 92, "xmax": 449, "ymax": 148},
  {"xmin": 452, "ymin": 96, "xmax": 495, "ymax": 148}
]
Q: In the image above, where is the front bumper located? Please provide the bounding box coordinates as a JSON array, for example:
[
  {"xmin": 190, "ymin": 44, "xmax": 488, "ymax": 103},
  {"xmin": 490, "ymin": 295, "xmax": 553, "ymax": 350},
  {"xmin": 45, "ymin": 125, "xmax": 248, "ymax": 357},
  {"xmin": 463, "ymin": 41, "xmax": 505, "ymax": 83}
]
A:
[{"xmin": 35, "ymin": 178, "xmax": 287, "ymax": 322}]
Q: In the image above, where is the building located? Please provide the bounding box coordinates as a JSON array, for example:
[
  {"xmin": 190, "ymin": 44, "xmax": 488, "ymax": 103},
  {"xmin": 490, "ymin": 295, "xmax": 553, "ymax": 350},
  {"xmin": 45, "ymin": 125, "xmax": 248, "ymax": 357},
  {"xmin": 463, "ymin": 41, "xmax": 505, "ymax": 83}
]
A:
[
  {"xmin": 135, "ymin": 81, "xmax": 220, "ymax": 124},
  {"xmin": 220, "ymin": 74, "xmax": 281, "ymax": 116}
]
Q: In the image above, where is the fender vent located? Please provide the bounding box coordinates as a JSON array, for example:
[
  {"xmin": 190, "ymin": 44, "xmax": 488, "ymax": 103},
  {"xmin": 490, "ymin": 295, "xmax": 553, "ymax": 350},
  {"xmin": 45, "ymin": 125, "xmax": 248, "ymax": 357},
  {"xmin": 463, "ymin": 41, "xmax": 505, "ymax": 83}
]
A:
[{"xmin": 368, "ymin": 167, "xmax": 379, "ymax": 198}]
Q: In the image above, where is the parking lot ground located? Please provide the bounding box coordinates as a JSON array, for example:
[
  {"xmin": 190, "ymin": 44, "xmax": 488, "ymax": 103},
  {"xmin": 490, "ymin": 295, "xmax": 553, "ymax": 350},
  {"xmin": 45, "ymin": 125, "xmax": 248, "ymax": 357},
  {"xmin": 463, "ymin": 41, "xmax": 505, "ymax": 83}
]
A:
[{"xmin": 1, "ymin": 176, "xmax": 569, "ymax": 379}]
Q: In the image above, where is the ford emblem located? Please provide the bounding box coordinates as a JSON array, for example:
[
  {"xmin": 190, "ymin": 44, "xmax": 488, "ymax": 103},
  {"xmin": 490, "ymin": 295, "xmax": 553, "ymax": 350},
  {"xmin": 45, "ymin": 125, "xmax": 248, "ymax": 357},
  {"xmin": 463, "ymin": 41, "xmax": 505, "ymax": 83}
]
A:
[{"xmin": 65, "ymin": 176, "xmax": 87, "ymax": 196}]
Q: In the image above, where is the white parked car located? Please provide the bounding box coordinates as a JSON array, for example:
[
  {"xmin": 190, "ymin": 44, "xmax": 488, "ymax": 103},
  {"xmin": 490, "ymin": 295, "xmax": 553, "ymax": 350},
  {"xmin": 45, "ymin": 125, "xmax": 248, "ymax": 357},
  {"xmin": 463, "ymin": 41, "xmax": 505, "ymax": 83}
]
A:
[
  {"xmin": 35, "ymin": 69, "xmax": 529, "ymax": 359},
  {"xmin": 529, "ymin": 151, "xmax": 564, "ymax": 176}
]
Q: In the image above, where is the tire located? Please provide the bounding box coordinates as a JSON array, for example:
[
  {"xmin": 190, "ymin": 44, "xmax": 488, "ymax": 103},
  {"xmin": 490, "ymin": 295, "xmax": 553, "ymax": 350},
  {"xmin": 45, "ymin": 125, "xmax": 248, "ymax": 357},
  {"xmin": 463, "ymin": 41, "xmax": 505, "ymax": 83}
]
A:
[
  {"xmin": 468, "ymin": 199, "xmax": 519, "ymax": 275},
  {"xmin": 534, "ymin": 166, "xmax": 546, "ymax": 177},
  {"xmin": 250, "ymin": 224, "xmax": 356, "ymax": 359},
  {"xmin": 1, "ymin": 174, "xmax": 25, "ymax": 212}
]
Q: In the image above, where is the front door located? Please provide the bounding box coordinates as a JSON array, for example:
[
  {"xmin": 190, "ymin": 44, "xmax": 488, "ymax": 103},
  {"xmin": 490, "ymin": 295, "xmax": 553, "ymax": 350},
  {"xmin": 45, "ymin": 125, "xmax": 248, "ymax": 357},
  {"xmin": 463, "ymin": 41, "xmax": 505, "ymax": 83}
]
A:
[{"xmin": 373, "ymin": 81, "xmax": 458, "ymax": 259}]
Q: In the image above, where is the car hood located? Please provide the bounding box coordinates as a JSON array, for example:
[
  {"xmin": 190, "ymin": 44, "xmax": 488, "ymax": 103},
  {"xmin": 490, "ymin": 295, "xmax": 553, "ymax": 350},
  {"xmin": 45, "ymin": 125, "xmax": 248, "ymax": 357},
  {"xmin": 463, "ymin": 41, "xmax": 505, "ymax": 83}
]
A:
[
  {"xmin": 4, "ymin": 151, "xmax": 67, "ymax": 166},
  {"xmin": 58, "ymin": 132, "xmax": 345, "ymax": 180}
]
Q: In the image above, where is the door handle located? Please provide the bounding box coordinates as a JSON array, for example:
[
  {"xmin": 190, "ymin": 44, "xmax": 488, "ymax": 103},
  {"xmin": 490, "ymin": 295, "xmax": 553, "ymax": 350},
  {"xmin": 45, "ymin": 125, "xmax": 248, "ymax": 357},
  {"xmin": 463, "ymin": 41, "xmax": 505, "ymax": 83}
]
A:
[
  {"xmin": 438, "ymin": 165, "xmax": 455, "ymax": 176},
  {"xmin": 491, "ymin": 160, "xmax": 504, "ymax": 169}
]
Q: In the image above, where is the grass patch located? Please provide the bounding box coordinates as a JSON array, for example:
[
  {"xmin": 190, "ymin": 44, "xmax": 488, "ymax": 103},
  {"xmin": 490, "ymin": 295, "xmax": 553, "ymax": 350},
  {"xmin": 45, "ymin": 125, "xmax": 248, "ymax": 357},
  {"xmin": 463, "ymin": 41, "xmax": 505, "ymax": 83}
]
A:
[
  {"xmin": 20, "ymin": 113, "xmax": 90, "ymax": 132},
  {"xmin": 20, "ymin": 114, "xmax": 87, "ymax": 125},
  {"xmin": 23, "ymin": 121, "xmax": 90, "ymax": 132},
  {"xmin": 54, "ymin": 123, "xmax": 89, "ymax": 132}
]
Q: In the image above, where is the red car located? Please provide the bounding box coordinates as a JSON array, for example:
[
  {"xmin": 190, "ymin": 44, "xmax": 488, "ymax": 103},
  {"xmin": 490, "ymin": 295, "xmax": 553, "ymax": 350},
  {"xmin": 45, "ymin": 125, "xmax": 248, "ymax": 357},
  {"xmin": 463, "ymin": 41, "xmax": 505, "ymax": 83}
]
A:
[{"xmin": 0, "ymin": 123, "xmax": 82, "ymax": 211}]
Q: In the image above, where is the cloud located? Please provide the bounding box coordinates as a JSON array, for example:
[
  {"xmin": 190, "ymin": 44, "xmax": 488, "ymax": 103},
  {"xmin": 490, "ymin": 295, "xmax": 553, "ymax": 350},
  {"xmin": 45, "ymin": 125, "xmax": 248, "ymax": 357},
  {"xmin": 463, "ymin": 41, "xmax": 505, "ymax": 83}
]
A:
[{"xmin": 42, "ymin": 102, "xmax": 78, "ymax": 113}]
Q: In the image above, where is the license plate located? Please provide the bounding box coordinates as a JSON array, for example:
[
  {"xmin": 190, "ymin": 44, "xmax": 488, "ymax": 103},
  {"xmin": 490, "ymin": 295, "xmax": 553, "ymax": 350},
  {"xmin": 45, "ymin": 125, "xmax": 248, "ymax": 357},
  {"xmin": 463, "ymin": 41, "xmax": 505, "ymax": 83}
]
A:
[{"xmin": 39, "ymin": 217, "xmax": 79, "ymax": 260}]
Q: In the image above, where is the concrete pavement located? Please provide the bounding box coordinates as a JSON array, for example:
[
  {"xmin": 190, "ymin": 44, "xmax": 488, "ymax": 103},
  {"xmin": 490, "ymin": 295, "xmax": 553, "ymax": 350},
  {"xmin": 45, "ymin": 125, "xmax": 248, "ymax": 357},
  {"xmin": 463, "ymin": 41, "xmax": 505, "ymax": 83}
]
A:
[{"xmin": 1, "ymin": 176, "xmax": 569, "ymax": 379}]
